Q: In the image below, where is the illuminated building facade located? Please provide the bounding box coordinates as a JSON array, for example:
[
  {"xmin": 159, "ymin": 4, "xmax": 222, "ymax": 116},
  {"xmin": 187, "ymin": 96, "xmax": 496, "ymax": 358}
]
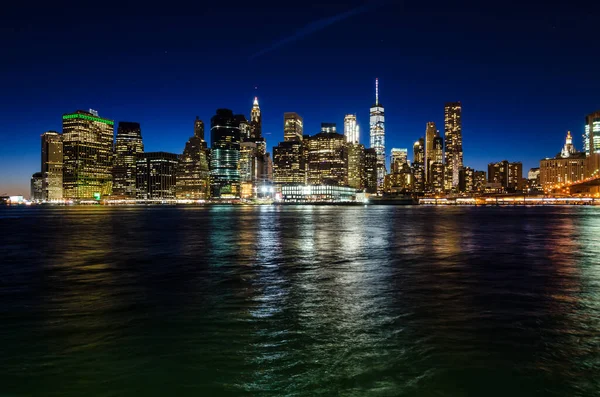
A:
[
  {"xmin": 458, "ymin": 166, "xmax": 475, "ymax": 193},
  {"xmin": 344, "ymin": 114, "xmax": 359, "ymax": 144},
  {"xmin": 62, "ymin": 110, "xmax": 114, "ymax": 199},
  {"xmin": 369, "ymin": 78, "xmax": 386, "ymax": 192},
  {"xmin": 383, "ymin": 164, "xmax": 413, "ymax": 194},
  {"xmin": 488, "ymin": 160, "xmax": 523, "ymax": 192},
  {"xmin": 540, "ymin": 132, "xmax": 588, "ymax": 190},
  {"xmin": 390, "ymin": 148, "xmax": 408, "ymax": 173},
  {"xmin": 412, "ymin": 139, "xmax": 425, "ymax": 192},
  {"xmin": 424, "ymin": 122, "xmax": 436, "ymax": 183},
  {"xmin": 136, "ymin": 152, "xmax": 178, "ymax": 199},
  {"xmin": 41, "ymin": 131, "xmax": 63, "ymax": 201},
  {"xmin": 273, "ymin": 140, "xmax": 305, "ymax": 184},
  {"xmin": 364, "ymin": 148, "xmax": 378, "ymax": 193},
  {"xmin": 284, "ymin": 112, "xmax": 303, "ymax": 142},
  {"xmin": 305, "ymin": 124, "xmax": 347, "ymax": 186},
  {"xmin": 444, "ymin": 102, "xmax": 463, "ymax": 191},
  {"xmin": 585, "ymin": 111, "xmax": 600, "ymax": 177},
  {"xmin": 30, "ymin": 172, "xmax": 43, "ymax": 201},
  {"xmin": 250, "ymin": 97, "xmax": 262, "ymax": 140},
  {"xmin": 210, "ymin": 109, "xmax": 242, "ymax": 198},
  {"xmin": 176, "ymin": 118, "xmax": 210, "ymax": 200},
  {"xmin": 474, "ymin": 171, "xmax": 487, "ymax": 192},
  {"xmin": 430, "ymin": 163, "xmax": 445, "ymax": 193},
  {"xmin": 113, "ymin": 121, "xmax": 144, "ymax": 198},
  {"xmin": 279, "ymin": 185, "xmax": 357, "ymax": 202},
  {"xmin": 347, "ymin": 143, "xmax": 365, "ymax": 190}
]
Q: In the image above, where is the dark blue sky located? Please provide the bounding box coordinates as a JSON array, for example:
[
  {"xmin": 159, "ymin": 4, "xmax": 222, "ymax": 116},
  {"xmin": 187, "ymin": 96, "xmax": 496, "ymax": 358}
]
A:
[{"xmin": 1, "ymin": 1, "xmax": 599, "ymax": 195}]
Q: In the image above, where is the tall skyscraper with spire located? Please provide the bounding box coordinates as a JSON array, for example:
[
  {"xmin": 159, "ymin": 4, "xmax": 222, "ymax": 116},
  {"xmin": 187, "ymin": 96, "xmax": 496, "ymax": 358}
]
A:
[
  {"xmin": 369, "ymin": 78, "xmax": 386, "ymax": 193},
  {"xmin": 250, "ymin": 97, "xmax": 262, "ymax": 140},
  {"xmin": 444, "ymin": 102, "xmax": 463, "ymax": 190}
]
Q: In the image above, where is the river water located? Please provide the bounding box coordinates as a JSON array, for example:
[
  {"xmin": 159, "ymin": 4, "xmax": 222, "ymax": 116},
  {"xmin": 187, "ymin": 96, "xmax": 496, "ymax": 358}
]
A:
[{"xmin": 1, "ymin": 205, "xmax": 599, "ymax": 396}]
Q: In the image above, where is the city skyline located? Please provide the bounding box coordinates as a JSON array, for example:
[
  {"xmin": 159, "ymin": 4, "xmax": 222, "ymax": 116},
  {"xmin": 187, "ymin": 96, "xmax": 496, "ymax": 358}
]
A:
[{"xmin": 1, "ymin": 3, "xmax": 600, "ymax": 195}]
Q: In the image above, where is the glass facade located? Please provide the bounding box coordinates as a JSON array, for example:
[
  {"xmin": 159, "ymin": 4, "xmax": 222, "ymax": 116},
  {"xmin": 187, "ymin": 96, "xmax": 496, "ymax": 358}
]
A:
[
  {"xmin": 273, "ymin": 140, "xmax": 305, "ymax": 184},
  {"xmin": 176, "ymin": 119, "xmax": 210, "ymax": 200},
  {"xmin": 444, "ymin": 102, "xmax": 463, "ymax": 190},
  {"xmin": 62, "ymin": 110, "xmax": 114, "ymax": 200},
  {"xmin": 584, "ymin": 111, "xmax": 600, "ymax": 155},
  {"xmin": 412, "ymin": 139, "xmax": 425, "ymax": 192},
  {"xmin": 41, "ymin": 131, "xmax": 63, "ymax": 201},
  {"xmin": 280, "ymin": 185, "xmax": 357, "ymax": 202},
  {"xmin": 424, "ymin": 122, "xmax": 437, "ymax": 184},
  {"xmin": 113, "ymin": 121, "xmax": 144, "ymax": 198},
  {"xmin": 284, "ymin": 112, "xmax": 303, "ymax": 142},
  {"xmin": 210, "ymin": 109, "xmax": 242, "ymax": 198},
  {"xmin": 305, "ymin": 126, "xmax": 347, "ymax": 186},
  {"xmin": 347, "ymin": 143, "xmax": 365, "ymax": 190},
  {"xmin": 136, "ymin": 152, "xmax": 178, "ymax": 200},
  {"xmin": 344, "ymin": 114, "xmax": 359, "ymax": 144},
  {"xmin": 370, "ymin": 79, "xmax": 385, "ymax": 192}
]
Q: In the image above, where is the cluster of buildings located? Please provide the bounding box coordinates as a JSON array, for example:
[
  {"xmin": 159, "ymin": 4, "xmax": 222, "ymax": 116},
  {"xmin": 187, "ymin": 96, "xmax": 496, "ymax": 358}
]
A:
[{"xmin": 31, "ymin": 80, "xmax": 600, "ymax": 205}]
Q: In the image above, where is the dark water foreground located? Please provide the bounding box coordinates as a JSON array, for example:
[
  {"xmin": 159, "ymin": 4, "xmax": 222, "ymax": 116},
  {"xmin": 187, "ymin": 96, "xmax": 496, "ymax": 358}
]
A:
[{"xmin": 1, "ymin": 206, "xmax": 599, "ymax": 396}]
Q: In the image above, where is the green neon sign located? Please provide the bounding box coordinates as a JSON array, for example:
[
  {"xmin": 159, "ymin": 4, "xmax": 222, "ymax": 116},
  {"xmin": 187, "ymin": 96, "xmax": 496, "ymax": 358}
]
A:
[
  {"xmin": 93, "ymin": 192, "xmax": 101, "ymax": 201},
  {"xmin": 63, "ymin": 114, "xmax": 114, "ymax": 126}
]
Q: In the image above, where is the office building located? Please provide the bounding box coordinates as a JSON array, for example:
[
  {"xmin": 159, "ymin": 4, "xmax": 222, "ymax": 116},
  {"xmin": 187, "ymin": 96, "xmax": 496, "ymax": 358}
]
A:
[
  {"xmin": 540, "ymin": 132, "xmax": 588, "ymax": 191},
  {"xmin": 284, "ymin": 112, "xmax": 303, "ymax": 142},
  {"xmin": 347, "ymin": 143, "xmax": 366, "ymax": 190},
  {"xmin": 424, "ymin": 122, "xmax": 436, "ymax": 183},
  {"xmin": 279, "ymin": 185, "xmax": 357, "ymax": 203},
  {"xmin": 412, "ymin": 138, "xmax": 425, "ymax": 193},
  {"xmin": 273, "ymin": 140, "xmax": 305, "ymax": 185},
  {"xmin": 526, "ymin": 167, "xmax": 541, "ymax": 193},
  {"xmin": 30, "ymin": 172, "xmax": 43, "ymax": 201},
  {"xmin": 344, "ymin": 114, "xmax": 359, "ymax": 144},
  {"xmin": 474, "ymin": 170, "xmax": 487, "ymax": 192},
  {"xmin": 585, "ymin": 111, "xmax": 600, "ymax": 177},
  {"xmin": 390, "ymin": 148, "xmax": 408, "ymax": 173},
  {"xmin": 176, "ymin": 118, "xmax": 210, "ymax": 200},
  {"xmin": 250, "ymin": 97, "xmax": 262, "ymax": 140},
  {"xmin": 383, "ymin": 163, "xmax": 413, "ymax": 194},
  {"xmin": 210, "ymin": 109, "xmax": 243, "ymax": 198},
  {"xmin": 364, "ymin": 148, "xmax": 378, "ymax": 194},
  {"xmin": 305, "ymin": 123, "xmax": 348, "ymax": 186},
  {"xmin": 62, "ymin": 110, "xmax": 114, "ymax": 199},
  {"xmin": 113, "ymin": 121, "xmax": 144, "ymax": 198},
  {"xmin": 488, "ymin": 160, "xmax": 523, "ymax": 192},
  {"xmin": 459, "ymin": 166, "xmax": 475, "ymax": 193},
  {"xmin": 136, "ymin": 152, "xmax": 178, "ymax": 200},
  {"xmin": 41, "ymin": 131, "xmax": 63, "ymax": 201},
  {"xmin": 369, "ymin": 78, "xmax": 386, "ymax": 192},
  {"xmin": 444, "ymin": 102, "xmax": 463, "ymax": 190}
]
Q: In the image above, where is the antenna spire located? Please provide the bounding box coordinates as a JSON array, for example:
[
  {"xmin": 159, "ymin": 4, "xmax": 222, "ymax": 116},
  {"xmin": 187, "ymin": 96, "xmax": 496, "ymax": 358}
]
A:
[{"xmin": 375, "ymin": 78, "xmax": 379, "ymax": 106}]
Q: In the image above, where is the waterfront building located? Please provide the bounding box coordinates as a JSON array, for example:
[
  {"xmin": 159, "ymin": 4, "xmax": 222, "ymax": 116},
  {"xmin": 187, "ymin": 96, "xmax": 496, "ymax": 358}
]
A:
[
  {"xmin": 369, "ymin": 78, "xmax": 386, "ymax": 192},
  {"xmin": 444, "ymin": 102, "xmax": 463, "ymax": 191},
  {"xmin": 430, "ymin": 163, "xmax": 445, "ymax": 193},
  {"xmin": 175, "ymin": 118, "xmax": 210, "ymax": 200},
  {"xmin": 305, "ymin": 123, "xmax": 348, "ymax": 186},
  {"xmin": 412, "ymin": 138, "xmax": 425, "ymax": 192},
  {"xmin": 41, "ymin": 131, "xmax": 63, "ymax": 201},
  {"xmin": 488, "ymin": 160, "xmax": 523, "ymax": 192},
  {"xmin": 210, "ymin": 109, "xmax": 242, "ymax": 198},
  {"xmin": 474, "ymin": 170, "xmax": 487, "ymax": 192},
  {"xmin": 364, "ymin": 148, "xmax": 378, "ymax": 194},
  {"xmin": 458, "ymin": 166, "xmax": 475, "ymax": 193},
  {"xmin": 383, "ymin": 163, "xmax": 413, "ymax": 194},
  {"xmin": 279, "ymin": 185, "xmax": 357, "ymax": 202},
  {"xmin": 540, "ymin": 132, "xmax": 588, "ymax": 191},
  {"xmin": 344, "ymin": 114, "xmax": 359, "ymax": 144},
  {"xmin": 424, "ymin": 122, "xmax": 437, "ymax": 183},
  {"xmin": 284, "ymin": 112, "xmax": 303, "ymax": 142},
  {"xmin": 113, "ymin": 121, "xmax": 144, "ymax": 198},
  {"xmin": 30, "ymin": 172, "xmax": 43, "ymax": 201},
  {"xmin": 585, "ymin": 111, "xmax": 600, "ymax": 177},
  {"xmin": 526, "ymin": 167, "xmax": 542, "ymax": 193},
  {"xmin": 136, "ymin": 152, "xmax": 178, "ymax": 200},
  {"xmin": 62, "ymin": 110, "xmax": 114, "ymax": 199},
  {"xmin": 348, "ymin": 143, "xmax": 366, "ymax": 190},
  {"xmin": 390, "ymin": 148, "xmax": 408, "ymax": 173},
  {"xmin": 273, "ymin": 140, "xmax": 305, "ymax": 185}
]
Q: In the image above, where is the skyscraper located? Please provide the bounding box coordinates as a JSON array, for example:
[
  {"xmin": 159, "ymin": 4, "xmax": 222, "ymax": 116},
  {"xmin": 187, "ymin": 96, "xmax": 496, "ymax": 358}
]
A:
[
  {"xmin": 424, "ymin": 122, "xmax": 437, "ymax": 183},
  {"xmin": 62, "ymin": 110, "xmax": 114, "ymax": 200},
  {"xmin": 30, "ymin": 172, "xmax": 43, "ymax": 201},
  {"xmin": 413, "ymin": 138, "xmax": 425, "ymax": 192},
  {"xmin": 369, "ymin": 78, "xmax": 386, "ymax": 192},
  {"xmin": 364, "ymin": 148, "xmax": 378, "ymax": 194},
  {"xmin": 273, "ymin": 140, "xmax": 305, "ymax": 185},
  {"xmin": 305, "ymin": 123, "xmax": 347, "ymax": 186},
  {"xmin": 41, "ymin": 131, "xmax": 63, "ymax": 201},
  {"xmin": 284, "ymin": 112, "xmax": 303, "ymax": 142},
  {"xmin": 210, "ymin": 109, "xmax": 242, "ymax": 198},
  {"xmin": 584, "ymin": 111, "xmax": 600, "ymax": 177},
  {"xmin": 344, "ymin": 114, "xmax": 359, "ymax": 144},
  {"xmin": 431, "ymin": 134, "xmax": 444, "ymax": 193},
  {"xmin": 113, "ymin": 121, "xmax": 144, "ymax": 198},
  {"xmin": 347, "ymin": 143, "xmax": 365, "ymax": 189},
  {"xmin": 390, "ymin": 148, "xmax": 408, "ymax": 173},
  {"xmin": 488, "ymin": 160, "xmax": 523, "ymax": 192},
  {"xmin": 250, "ymin": 97, "xmax": 262, "ymax": 140},
  {"xmin": 136, "ymin": 152, "xmax": 179, "ymax": 200},
  {"xmin": 176, "ymin": 118, "xmax": 210, "ymax": 200},
  {"xmin": 444, "ymin": 102, "xmax": 463, "ymax": 191}
]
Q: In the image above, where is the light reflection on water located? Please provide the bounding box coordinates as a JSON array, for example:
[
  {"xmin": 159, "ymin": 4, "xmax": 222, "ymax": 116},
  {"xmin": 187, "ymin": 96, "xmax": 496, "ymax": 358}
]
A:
[{"xmin": 1, "ymin": 205, "xmax": 600, "ymax": 396}]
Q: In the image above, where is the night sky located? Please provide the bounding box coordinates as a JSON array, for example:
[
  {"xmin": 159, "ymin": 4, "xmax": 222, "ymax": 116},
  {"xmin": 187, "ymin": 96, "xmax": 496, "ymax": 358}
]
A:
[{"xmin": 1, "ymin": 1, "xmax": 599, "ymax": 195}]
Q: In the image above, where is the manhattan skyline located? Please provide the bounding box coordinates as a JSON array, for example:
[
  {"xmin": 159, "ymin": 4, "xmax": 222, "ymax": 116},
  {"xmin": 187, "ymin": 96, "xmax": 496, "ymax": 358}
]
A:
[{"xmin": 1, "ymin": 2, "xmax": 599, "ymax": 195}]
